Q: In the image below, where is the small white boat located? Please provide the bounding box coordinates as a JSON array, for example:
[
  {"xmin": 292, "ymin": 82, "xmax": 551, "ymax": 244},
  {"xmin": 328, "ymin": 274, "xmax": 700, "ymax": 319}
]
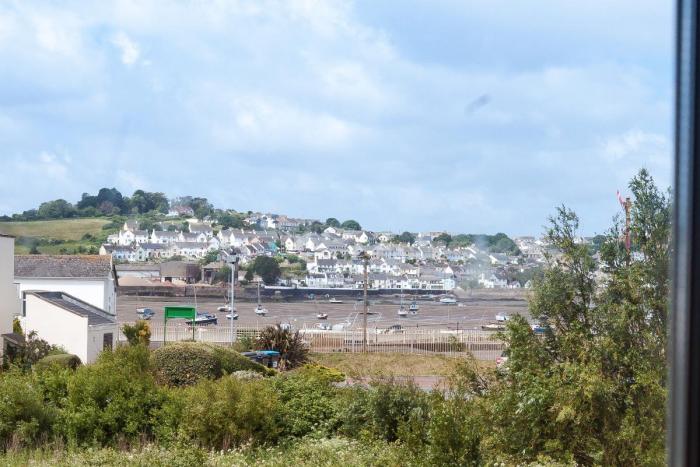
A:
[
  {"xmin": 316, "ymin": 323, "xmax": 332, "ymax": 330},
  {"xmin": 254, "ymin": 282, "xmax": 267, "ymax": 316},
  {"xmin": 439, "ymin": 296, "xmax": 457, "ymax": 305},
  {"xmin": 397, "ymin": 308, "xmax": 408, "ymax": 317},
  {"xmin": 226, "ymin": 313, "xmax": 238, "ymax": 320},
  {"xmin": 317, "ymin": 313, "xmax": 329, "ymax": 320},
  {"xmin": 217, "ymin": 305, "xmax": 232, "ymax": 312},
  {"xmin": 495, "ymin": 313, "xmax": 509, "ymax": 322},
  {"xmin": 329, "ymin": 297, "xmax": 343, "ymax": 304},
  {"xmin": 409, "ymin": 302, "xmax": 419, "ymax": 314},
  {"xmin": 481, "ymin": 323, "xmax": 505, "ymax": 331}
]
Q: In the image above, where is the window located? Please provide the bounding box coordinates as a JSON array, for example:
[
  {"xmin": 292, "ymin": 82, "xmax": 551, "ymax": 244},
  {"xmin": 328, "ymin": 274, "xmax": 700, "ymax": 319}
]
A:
[{"xmin": 102, "ymin": 333, "xmax": 113, "ymax": 352}]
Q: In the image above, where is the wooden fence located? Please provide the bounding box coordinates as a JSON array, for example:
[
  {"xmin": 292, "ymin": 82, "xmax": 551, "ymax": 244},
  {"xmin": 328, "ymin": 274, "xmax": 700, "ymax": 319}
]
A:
[{"xmin": 121, "ymin": 324, "xmax": 505, "ymax": 360}]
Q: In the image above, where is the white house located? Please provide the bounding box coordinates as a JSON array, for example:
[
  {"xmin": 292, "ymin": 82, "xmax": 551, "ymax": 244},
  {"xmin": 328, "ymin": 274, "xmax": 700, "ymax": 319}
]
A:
[
  {"xmin": 0, "ymin": 235, "xmax": 20, "ymax": 357},
  {"xmin": 151, "ymin": 230, "xmax": 180, "ymax": 244},
  {"xmin": 14, "ymin": 255, "xmax": 117, "ymax": 315},
  {"xmin": 22, "ymin": 291, "xmax": 117, "ymax": 364}
]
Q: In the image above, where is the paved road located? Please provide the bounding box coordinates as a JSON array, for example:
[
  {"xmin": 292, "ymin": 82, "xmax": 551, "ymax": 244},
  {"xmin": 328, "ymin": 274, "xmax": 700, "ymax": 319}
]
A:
[{"xmin": 118, "ymin": 294, "xmax": 530, "ymax": 330}]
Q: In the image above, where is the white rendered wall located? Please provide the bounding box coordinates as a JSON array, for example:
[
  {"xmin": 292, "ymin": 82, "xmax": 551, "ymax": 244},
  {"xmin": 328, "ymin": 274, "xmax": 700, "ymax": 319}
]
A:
[
  {"xmin": 87, "ymin": 324, "xmax": 117, "ymax": 363},
  {"xmin": 16, "ymin": 279, "xmax": 115, "ymax": 315},
  {"xmin": 0, "ymin": 237, "xmax": 19, "ymax": 338},
  {"xmin": 23, "ymin": 294, "xmax": 88, "ymax": 362}
]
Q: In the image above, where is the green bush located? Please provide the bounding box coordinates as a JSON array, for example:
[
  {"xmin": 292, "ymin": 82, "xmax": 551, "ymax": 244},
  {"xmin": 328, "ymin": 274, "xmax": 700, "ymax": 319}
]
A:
[
  {"xmin": 0, "ymin": 370, "xmax": 54, "ymax": 448},
  {"xmin": 161, "ymin": 377, "xmax": 281, "ymax": 449},
  {"xmin": 59, "ymin": 345, "xmax": 165, "ymax": 446},
  {"xmin": 338, "ymin": 380, "xmax": 430, "ymax": 444},
  {"xmin": 151, "ymin": 343, "xmax": 221, "ymax": 387},
  {"xmin": 34, "ymin": 353, "xmax": 81, "ymax": 372},
  {"xmin": 273, "ymin": 365, "xmax": 345, "ymax": 438},
  {"xmin": 204, "ymin": 344, "xmax": 273, "ymax": 376}
]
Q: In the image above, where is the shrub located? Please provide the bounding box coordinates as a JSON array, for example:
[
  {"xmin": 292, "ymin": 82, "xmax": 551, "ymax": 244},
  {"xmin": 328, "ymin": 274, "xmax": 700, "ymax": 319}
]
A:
[
  {"xmin": 162, "ymin": 377, "xmax": 281, "ymax": 449},
  {"xmin": 338, "ymin": 380, "xmax": 430, "ymax": 444},
  {"xmin": 204, "ymin": 344, "xmax": 272, "ymax": 376},
  {"xmin": 59, "ymin": 345, "xmax": 164, "ymax": 446},
  {"xmin": 0, "ymin": 370, "xmax": 54, "ymax": 448},
  {"xmin": 34, "ymin": 353, "xmax": 81, "ymax": 372},
  {"xmin": 255, "ymin": 325, "xmax": 309, "ymax": 370},
  {"xmin": 122, "ymin": 321, "xmax": 151, "ymax": 347},
  {"xmin": 273, "ymin": 365, "xmax": 345, "ymax": 438},
  {"xmin": 151, "ymin": 343, "xmax": 221, "ymax": 387}
]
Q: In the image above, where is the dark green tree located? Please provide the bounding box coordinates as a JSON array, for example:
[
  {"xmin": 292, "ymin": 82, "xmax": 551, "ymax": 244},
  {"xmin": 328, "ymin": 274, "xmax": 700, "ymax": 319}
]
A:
[
  {"xmin": 252, "ymin": 256, "xmax": 282, "ymax": 285},
  {"xmin": 341, "ymin": 220, "xmax": 361, "ymax": 230}
]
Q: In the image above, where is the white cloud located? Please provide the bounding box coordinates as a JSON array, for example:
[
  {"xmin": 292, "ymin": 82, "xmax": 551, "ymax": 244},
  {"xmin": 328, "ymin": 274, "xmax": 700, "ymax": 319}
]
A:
[
  {"xmin": 603, "ymin": 129, "xmax": 668, "ymax": 162},
  {"xmin": 111, "ymin": 31, "xmax": 140, "ymax": 66}
]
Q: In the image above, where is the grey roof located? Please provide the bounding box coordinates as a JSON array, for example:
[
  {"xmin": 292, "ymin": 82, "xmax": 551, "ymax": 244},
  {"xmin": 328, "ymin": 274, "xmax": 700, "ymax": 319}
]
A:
[
  {"xmin": 26, "ymin": 291, "xmax": 116, "ymax": 326},
  {"xmin": 15, "ymin": 255, "xmax": 113, "ymax": 279}
]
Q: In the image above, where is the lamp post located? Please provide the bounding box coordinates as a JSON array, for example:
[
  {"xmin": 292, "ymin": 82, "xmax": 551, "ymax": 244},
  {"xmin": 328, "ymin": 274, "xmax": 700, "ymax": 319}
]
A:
[{"xmin": 225, "ymin": 251, "xmax": 239, "ymax": 345}]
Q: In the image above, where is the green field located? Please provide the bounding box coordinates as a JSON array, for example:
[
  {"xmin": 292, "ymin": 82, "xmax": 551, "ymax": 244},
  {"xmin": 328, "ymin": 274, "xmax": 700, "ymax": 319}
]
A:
[{"xmin": 0, "ymin": 218, "xmax": 115, "ymax": 254}]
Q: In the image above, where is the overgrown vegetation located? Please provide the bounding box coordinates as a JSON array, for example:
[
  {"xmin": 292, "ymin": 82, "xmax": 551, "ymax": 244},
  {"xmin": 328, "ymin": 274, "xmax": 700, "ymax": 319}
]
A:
[{"xmin": 0, "ymin": 170, "xmax": 669, "ymax": 465}]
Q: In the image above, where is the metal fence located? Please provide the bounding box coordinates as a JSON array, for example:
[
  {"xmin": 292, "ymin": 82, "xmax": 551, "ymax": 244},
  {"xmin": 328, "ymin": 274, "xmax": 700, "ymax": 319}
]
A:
[{"xmin": 121, "ymin": 324, "xmax": 505, "ymax": 360}]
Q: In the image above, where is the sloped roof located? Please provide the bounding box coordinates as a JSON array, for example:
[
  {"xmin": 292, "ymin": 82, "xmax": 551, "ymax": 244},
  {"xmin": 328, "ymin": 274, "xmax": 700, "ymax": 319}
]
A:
[
  {"xmin": 26, "ymin": 291, "xmax": 116, "ymax": 326},
  {"xmin": 15, "ymin": 255, "xmax": 112, "ymax": 279}
]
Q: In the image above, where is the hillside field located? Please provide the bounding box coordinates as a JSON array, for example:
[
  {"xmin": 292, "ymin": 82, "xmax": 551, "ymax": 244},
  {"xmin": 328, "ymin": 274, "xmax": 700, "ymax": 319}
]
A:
[{"xmin": 0, "ymin": 218, "xmax": 114, "ymax": 254}]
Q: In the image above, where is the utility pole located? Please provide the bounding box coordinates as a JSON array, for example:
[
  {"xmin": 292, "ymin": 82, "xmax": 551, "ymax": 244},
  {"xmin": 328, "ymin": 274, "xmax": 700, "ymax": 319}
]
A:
[
  {"xmin": 624, "ymin": 196, "xmax": 632, "ymax": 254},
  {"xmin": 361, "ymin": 251, "xmax": 369, "ymax": 352},
  {"xmin": 226, "ymin": 250, "xmax": 239, "ymax": 345}
]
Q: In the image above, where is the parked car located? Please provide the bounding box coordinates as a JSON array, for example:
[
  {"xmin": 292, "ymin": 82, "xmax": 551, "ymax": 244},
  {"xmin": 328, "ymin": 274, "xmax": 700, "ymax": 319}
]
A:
[{"xmin": 136, "ymin": 308, "xmax": 155, "ymax": 320}]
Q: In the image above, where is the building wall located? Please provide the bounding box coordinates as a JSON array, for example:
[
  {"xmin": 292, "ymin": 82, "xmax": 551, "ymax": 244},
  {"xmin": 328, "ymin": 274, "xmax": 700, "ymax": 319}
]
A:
[
  {"xmin": 87, "ymin": 324, "xmax": 117, "ymax": 363},
  {"xmin": 16, "ymin": 278, "xmax": 116, "ymax": 315},
  {"xmin": 0, "ymin": 236, "xmax": 19, "ymax": 340},
  {"xmin": 23, "ymin": 294, "xmax": 89, "ymax": 362}
]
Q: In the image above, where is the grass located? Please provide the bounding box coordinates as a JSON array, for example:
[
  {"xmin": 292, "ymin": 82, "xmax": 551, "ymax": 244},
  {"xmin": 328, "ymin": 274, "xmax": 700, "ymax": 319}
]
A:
[
  {"xmin": 0, "ymin": 218, "xmax": 115, "ymax": 254},
  {"xmin": 309, "ymin": 352, "xmax": 484, "ymax": 378},
  {"xmin": 0, "ymin": 218, "xmax": 112, "ymax": 241},
  {"xmin": 0, "ymin": 438, "xmax": 411, "ymax": 466}
]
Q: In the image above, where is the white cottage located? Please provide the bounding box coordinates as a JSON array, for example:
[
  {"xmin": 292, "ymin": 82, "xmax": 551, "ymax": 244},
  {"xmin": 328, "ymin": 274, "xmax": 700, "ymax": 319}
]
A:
[
  {"xmin": 14, "ymin": 255, "xmax": 117, "ymax": 315},
  {"xmin": 22, "ymin": 291, "xmax": 117, "ymax": 364}
]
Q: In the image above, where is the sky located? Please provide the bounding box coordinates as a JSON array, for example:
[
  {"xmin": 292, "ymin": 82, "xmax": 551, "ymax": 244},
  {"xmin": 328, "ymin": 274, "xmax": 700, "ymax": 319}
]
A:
[{"xmin": 0, "ymin": 0, "xmax": 674, "ymax": 235}]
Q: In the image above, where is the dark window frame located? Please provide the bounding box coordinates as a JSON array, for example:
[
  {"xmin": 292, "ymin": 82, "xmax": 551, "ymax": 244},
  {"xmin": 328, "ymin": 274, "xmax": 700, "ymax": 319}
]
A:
[{"xmin": 671, "ymin": 0, "xmax": 700, "ymax": 464}]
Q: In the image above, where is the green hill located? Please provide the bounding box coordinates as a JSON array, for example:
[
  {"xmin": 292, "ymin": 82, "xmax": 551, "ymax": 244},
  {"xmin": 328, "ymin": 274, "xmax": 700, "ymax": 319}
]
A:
[{"xmin": 0, "ymin": 218, "xmax": 115, "ymax": 254}]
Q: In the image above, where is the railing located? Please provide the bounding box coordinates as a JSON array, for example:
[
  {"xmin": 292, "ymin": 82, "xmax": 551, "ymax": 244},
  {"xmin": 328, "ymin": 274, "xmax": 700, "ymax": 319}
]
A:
[{"xmin": 120, "ymin": 324, "xmax": 505, "ymax": 360}]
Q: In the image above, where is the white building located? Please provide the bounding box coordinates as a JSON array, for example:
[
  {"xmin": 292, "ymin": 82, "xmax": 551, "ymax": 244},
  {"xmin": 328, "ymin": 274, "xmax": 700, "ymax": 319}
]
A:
[
  {"xmin": 22, "ymin": 291, "xmax": 117, "ymax": 364},
  {"xmin": 14, "ymin": 255, "xmax": 117, "ymax": 315},
  {"xmin": 0, "ymin": 235, "xmax": 20, "ymax": 356}
]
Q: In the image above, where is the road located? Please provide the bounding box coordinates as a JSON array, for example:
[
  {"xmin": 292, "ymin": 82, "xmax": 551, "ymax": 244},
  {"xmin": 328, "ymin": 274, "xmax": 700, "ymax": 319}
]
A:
[{"xmin": 118, "ymin": 294, "xmax": 530, "ymax": 331}]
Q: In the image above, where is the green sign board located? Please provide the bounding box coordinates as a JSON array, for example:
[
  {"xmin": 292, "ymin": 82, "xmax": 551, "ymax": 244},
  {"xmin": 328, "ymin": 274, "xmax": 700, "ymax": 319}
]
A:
[
  {"xmin": 163, "ymin": 306, "xmax": 197, "ymax": 343},
  {"xmin": 164, "ymin": 306, "xmax": 196, "ymax": 320}
]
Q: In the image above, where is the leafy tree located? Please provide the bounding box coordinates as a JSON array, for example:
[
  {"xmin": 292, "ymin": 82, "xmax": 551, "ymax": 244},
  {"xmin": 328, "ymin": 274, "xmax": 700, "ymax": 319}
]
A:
[
  {"xmin": 325, "ymin": 218, "xmax": 341, "ymax": 228},
  {"xmin": 392, "ymin": 231, "xmax": 415, "ymax": 244},
  {"xmin": 252, "ymin": 256, "xmax": 281, "ymax": 285},
  {"xmin": 341, "ymin": 220, "xmax": 361, "ymax": 230},
  {"xmin": 433, "ymin": 233, "xmax": 452, "ymax": 246},
  {"xmin": 37, "ymin": 199, "xmax": 77, "ymax": 219},
  {"xmin": 218, "ymin": 212, "xmax": 244, "ymax": 229},
  {"xmin": 485, "ymin": 169, "xmax": 669, "ymax": 465},
  {"xmin": 244, "ymin": 268, "xmax": 254, "ymax": 282}
]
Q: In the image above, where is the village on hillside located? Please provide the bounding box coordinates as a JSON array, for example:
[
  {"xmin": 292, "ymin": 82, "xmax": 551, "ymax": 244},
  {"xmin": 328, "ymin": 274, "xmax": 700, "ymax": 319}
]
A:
[{"xmin": 98, "ymin": 213, "xmax": 567, "ymax": 291}]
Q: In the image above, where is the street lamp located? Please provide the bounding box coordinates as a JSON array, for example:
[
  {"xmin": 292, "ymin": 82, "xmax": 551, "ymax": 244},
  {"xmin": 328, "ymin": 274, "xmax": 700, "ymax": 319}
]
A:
[{"xmin": 225, "ymin": 250, "xmax": 239, "ymax": 345}]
